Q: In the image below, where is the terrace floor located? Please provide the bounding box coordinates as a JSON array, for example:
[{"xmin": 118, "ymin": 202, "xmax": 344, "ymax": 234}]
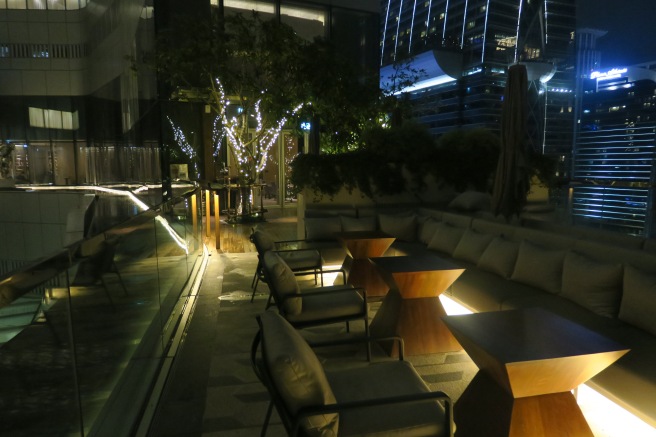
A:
[{"xmin": 146, "ymin": 205, "xmax": 655, "ymax": 437}]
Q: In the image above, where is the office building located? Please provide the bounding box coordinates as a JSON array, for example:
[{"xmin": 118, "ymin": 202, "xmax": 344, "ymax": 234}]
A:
[
  {"xmin": 572, "ymin": 64, "xmax": 656, "ymax": 236},
  {"xmin": 379, "ymin": 0, "xmax": 576, "ymax": 163}
]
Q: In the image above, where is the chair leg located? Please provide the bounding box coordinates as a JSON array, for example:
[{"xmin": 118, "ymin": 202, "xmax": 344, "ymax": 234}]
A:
[
  {"xmin": 113, "ymin": 264, "xmax": 128, "ymax": 296},
  {"xmin": 346, "ymin": 321, "xmax": 350, "ymax": 333},
  {"xmin": 364, "ymin": 317, "xmax": 371, "ymax": 361},
  {"xmin": 260, "ymin": 401, "xmax": 274, "ymax": 437},
  {"xmin": 265, "ymin": 292, "xmax": 274, "ymax": 309}
]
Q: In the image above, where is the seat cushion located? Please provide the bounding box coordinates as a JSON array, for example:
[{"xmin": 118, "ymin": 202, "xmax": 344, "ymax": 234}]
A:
[
  {"xmin": 279, "ymin": 249, "xmax": 322, "ymax": 271},
  {"xmin": 327, "ymin": 361, "xmax": 447, "ymax": 437},
  {"xmin": 286, "ymin": 287, "xmax": 364, "ymax": 325},
  {"xmin": 260, "ymin": 311, "xmax": 339, "ymax": 436}
]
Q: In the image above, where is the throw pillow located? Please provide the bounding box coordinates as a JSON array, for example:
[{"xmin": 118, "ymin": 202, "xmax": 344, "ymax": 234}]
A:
[
  {"xmin": 305, "ymin": 217, "xmax": 341, "ymax": 241},
  {"xmin": 427, "ymin": 223, "xmax": 465, "ymax": 256},
  {"xmin": 418, "ymin": 217, "xmax": 441, "ymax": 245},
  {"xmin": 340, "ymin": 215, "xmax": 376, "ymax": 232},
  {"xmin": 453, "ymin": 229, "xmax": 494, "ymax": 264},
  {"xmin": 619, "ymin": 265, "xmax": 656, "ymax": 336},
  {"xmin": 448, "ymin": 191, "xmax": 492, "ymax": 212},
  {"xmin": 378, "ymin": 213, "xmax": 417, "ymax": 242},
  {"xmin": 260, "ymin": 311, "xmax": 339, "ymax": 436},
  {"xmin": 477, "ymin": 236, "xmax": 519, "ymax": 278},
  {"xmin": 561, "ymin": 251, "xmax": 623, "ymax": 318},
  {"xmin": 510, "ymin": 240, "xmax": 566, "ymax": 294},
  {"xmin": 264, "ymin": 252, "xmax": 302, "ymax": 315}
]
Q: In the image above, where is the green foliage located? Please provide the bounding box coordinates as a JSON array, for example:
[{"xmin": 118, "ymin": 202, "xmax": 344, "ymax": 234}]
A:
[
  {"xmin": 434, "ymin": 128, "xmax": 500, "ymax": 191},
  {"xmin": 291, "ymin": 126, "xmax": 501, "ymax": 200}
]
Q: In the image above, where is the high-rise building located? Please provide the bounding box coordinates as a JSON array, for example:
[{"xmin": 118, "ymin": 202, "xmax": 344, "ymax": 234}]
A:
[
  {"xmin": 380, "ymin": 0, "xmax": 576, "ymax": 161},
  {"xmin": 572, "ymin": 64, "xmax": 656, "ymax": 236}
]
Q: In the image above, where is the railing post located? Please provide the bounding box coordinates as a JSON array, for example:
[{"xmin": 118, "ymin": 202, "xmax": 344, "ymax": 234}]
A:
[{"xmin": 191, "ymin": 194, "xmax": 198, "ymax": 247}]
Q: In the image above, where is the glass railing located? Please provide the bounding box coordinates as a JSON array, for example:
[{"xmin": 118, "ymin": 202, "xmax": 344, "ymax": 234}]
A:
[{"xmin": 0, "ymin": 184, "xmax": 204, "ymax": 436}]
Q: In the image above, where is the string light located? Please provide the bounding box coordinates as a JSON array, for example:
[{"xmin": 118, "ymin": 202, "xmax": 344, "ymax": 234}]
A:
[
  {"xmin": 210, "ymin": 77, "xmax": 304, "ymax": 183},
  {"xmin": 167, "ymin": 116, "xmax": 200, "ymax": 179}
]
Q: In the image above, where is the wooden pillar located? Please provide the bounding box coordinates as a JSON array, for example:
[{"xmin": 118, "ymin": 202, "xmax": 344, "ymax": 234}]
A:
[
  {"xmin": 205, "ymin": 189, "xmax": 211, "ymax": 237},
  {"xmin": 214, "ymin": 192, "xmax": 220, "ymax": 250},
  {"xmin": 191, "ymin": 194, "xmax": 198, "ymax": 242}
]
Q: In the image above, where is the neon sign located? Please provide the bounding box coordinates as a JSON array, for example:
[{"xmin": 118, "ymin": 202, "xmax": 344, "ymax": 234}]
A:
[{"xmin": 590, "ymin": 68, "xmax": 628, "ymax": 81}]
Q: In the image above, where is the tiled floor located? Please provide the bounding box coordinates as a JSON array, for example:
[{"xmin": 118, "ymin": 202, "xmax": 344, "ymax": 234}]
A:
[{"xmin": 147, "ymin": 207, "xmax": 477, "ymax": 436}]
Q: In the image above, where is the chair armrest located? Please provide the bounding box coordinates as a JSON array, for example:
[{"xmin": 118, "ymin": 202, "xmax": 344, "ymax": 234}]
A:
[
  {"xmin": 306, "ymin": 335, "xmax": 405, "ymax": 361},
  {"xmin": 293, "ymin": 391, "xmax": 454, "ymax": 436}
]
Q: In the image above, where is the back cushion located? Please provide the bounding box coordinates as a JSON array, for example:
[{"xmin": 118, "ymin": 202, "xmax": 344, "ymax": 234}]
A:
[
  {"xmin": 619, "ymin": 266, "xmax": 656, "ymax": 336},
  {"xmin": 452, "ymin": 229, "xmax": 494, "ymax": 264},
  {"xmin": 418, "ymin": 217, "xmax": 441, "ymax": 245},
  {"xmin": 447, "ymin": 190, "xmax": 491, "ymax": 212},
  {"xmin": 305, "ymin": 217, "xmax": 341, "ymax": 241},
  {"xmin": 260, "ymin": 312, "xmax": 338, "ymax": 436},
  {"xmin": 477, "ymin": 236, "xmax": 520, "ymax": 278},
  {"xmin": 560, "ymin": 251, "xmax": 623, "ymax": 318},
  {"xmin": 378, "ymin": 213, "xmax": 417, "ymax": 242},
  {"xmin": 264, "ymin": 252, "xmax": 302, "ymax": 315},
  {"xmin": 340, "ymin": 215, "xmax": 376, "ymax": 232},
  {"xmin": 253, "ymin": 230, "xmax": 275, "ymax": 253},
  {"xmin": 511, "ymin": 240, "xmax": 566, "ymax": 294},
  {"xmin": 427, "ymin": 223, "xmax": 465, "ymax": 256}
]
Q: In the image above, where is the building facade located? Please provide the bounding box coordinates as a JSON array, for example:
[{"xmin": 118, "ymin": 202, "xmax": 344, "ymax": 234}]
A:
[
  {"xmin": 379, "ymin": 0, "xmax": 576, "ymax": 163},
  {"xmin": 0, "ymin": 0, "xmax": 161, "ymax": 186},
  {"xmin": 0, "ymin": 0, "xmax": 379, "ymax": 190},
  {"xmin": 572, "ymin": 64, "xmax": 656, "ymax": 236}
]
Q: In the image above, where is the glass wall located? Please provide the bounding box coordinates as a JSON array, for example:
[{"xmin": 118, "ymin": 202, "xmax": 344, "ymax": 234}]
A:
[{"xmin": 0, "ymin": 186, "xmax": 203, "ymax": 436}]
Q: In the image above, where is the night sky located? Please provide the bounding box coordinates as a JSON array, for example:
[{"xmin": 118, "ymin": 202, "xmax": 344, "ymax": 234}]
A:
[{"xmin": 578, "ymin": 0, "xmax": 656, "ymax": 68}]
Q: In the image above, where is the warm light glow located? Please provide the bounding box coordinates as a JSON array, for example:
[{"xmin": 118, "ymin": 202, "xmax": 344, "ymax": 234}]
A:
[
  {"xmin": 24, "ymin": 185, "xmax": 189, "ymax": 254},
  {"xmin": 440, "ymin": 294, "xmax": 656, "ymax": 436},
  {"xmin": 577, "ymin": 384, "xmax": 656, "ymax": 436}
]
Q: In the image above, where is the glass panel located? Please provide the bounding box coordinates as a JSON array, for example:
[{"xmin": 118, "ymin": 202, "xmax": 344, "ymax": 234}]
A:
[
  {"xmin": 224, "ymin": 0, "xmax": 274, "ymax": 19},
  {"xmin": 64, "ymin": 0, "xmax": 78, "ymax": 9},
  {"xmin": 6, "ymin": 0, "xmax": 25, "ymax": 8},
  {"xmin": 52, "ymin": 142, "xmax": 75, "ymax": 185},
  {"xmin": 27, "ymin": 143, "xmax": 53, "ymax": 184},
  {"xmin": 0, "ymin": 1, "xmax": 7, "ymax": 9},
  {"xmin": 0, "ymin": 252, "xmax": 79, "ymax": 434},
  {"xmin": 281, "ymin": 2, "xmax": 326, "ymax": 41},
  {"xmin": 13, "ymin": 143, "xmax": 29, "ymax": 183},
  {"xmin": 0, "ymin": 187, "xmax": 202, "ymax": 434},
  {"xmin": 47, "ymin": 0, "xmax": 65, "ymax": 9},
  {"xmin": 26, "ymin": 0, "xmax": 45, "ymax": 8}
]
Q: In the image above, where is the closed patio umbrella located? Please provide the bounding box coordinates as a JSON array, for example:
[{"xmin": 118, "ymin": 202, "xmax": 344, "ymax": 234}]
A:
[{"xmin": 491, "ymin": 63, "xmax": 531, "ymax": 219}]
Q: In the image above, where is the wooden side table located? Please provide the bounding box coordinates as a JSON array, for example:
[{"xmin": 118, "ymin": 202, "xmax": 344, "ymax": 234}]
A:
[
  {"xmin": 443, "ymin": 308, "xmax": 630, "ymax": 436},
  {"xmin": 336, "ymin": 231, "xmax": 395, "ymax": 298},
  {"xmin": 369, "ymin": 254, "xmax": 465, "ymax": 356}
]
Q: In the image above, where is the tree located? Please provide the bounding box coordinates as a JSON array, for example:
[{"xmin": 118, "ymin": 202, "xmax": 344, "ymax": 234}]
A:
[{"xmin": 156, "ymin": 12, "xmax": 309, "ymax": 186}]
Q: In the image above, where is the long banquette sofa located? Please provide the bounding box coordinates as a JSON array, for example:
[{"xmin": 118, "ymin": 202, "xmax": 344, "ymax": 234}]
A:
[{"xmin": 296, "ymin": 197, "xmax": 656, "ymax": 428}]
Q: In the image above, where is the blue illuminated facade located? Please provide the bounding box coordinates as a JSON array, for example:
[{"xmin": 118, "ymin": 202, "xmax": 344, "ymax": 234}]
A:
[{"xmin": 572, "ymin": 65, "xmax": 656, "ymax": 235}]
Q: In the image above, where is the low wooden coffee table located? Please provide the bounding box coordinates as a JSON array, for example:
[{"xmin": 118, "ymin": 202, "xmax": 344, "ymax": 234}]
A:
[
  {"xmin": 369, "ymin": 254, "xmax": 465, "ymax": 356},
  {"xmin": 336, "ymin": 231, "xmax": 395, "ymax": 298},
  {"xmin": 443, "ymin": 308, "xmax": 630, "ymax": 436}
]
